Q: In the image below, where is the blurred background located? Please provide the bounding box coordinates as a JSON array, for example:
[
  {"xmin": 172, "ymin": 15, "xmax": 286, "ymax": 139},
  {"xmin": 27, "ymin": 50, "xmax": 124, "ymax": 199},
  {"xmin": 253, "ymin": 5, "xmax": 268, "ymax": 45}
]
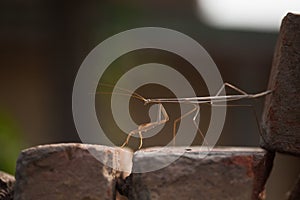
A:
[{"xmin": 0, "ymin": 0, "xmax": 299, "ymax": 199}]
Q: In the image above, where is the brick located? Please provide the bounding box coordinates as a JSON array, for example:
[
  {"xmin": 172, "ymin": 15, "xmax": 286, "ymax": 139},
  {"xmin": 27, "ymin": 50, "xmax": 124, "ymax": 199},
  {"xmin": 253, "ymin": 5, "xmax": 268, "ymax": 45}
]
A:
[
  {"xmin": 262, "ymin": 13, "xmax": 300, "ymax": 155},
  {"xmin": 14, "ymin": 143, "xmax": 132, "ymax": 200},
  {"xmin": 0, "ymin": 171, "xmax": 15, "ymax": 200},
  {"xmin": 288, "ymin": 174, "xmax": 300, "ymax": 200},
  {"xmin": 124, "ymin": 147, "xmax": 274, "ymax": 200}
]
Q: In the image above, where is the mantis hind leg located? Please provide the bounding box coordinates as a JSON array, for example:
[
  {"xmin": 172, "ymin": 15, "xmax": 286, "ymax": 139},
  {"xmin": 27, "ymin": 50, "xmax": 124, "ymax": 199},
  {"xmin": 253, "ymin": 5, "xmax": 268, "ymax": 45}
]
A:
[
  {"xmin": 173, "ymin": 104, "xmax": 208, "ymax": 147},
  {"xmin": 211, "ymin": 104, "xmax": 264, "ymax": 143},
  {"xmin": 215, "ymin": 82, "xmax": 248, "ymax": 97}
]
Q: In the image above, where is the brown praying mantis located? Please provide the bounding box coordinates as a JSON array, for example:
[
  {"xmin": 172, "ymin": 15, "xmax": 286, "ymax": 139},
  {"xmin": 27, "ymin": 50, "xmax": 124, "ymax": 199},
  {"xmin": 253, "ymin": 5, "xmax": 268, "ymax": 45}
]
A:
[{"xmin": 98, "ymin": 83, "xmax": 272, "ymax": 149}]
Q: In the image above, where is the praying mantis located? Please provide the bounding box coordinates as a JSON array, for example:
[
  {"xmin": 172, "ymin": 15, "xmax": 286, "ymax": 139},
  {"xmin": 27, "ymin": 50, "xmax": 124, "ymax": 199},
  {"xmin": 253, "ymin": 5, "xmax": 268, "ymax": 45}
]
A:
[{"xmin": 99, "ymin": 83, "xmax": 272, "ymax": 149}]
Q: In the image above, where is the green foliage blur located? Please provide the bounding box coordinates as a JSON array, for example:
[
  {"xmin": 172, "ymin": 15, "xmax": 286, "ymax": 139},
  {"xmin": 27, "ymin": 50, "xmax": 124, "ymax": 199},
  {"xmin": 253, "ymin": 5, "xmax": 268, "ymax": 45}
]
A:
[{"xmin": 0, "ymin": 110, "xmax": 23, "ymax": 175}]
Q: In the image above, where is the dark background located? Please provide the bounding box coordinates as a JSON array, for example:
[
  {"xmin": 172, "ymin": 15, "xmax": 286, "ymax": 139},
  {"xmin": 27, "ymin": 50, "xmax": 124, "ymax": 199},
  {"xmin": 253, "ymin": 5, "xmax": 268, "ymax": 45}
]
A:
[{"xmin": 0, "ymin": 1, "xmax": 299, "ymax": 199}]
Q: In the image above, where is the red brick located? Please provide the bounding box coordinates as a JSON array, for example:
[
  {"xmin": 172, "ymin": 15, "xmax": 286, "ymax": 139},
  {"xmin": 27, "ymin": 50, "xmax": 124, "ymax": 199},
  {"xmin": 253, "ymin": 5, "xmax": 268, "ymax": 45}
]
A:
[
  {"xmin": 14, "ymin": 143, "xmax": 132, "ymax": 200},
  {"xmin": 124, "ymin": 147, "xmax": 274, "ymax": 200},
  {"xmin": 262, "ymin": 13, "xmax": 300, "ymax": 155}
]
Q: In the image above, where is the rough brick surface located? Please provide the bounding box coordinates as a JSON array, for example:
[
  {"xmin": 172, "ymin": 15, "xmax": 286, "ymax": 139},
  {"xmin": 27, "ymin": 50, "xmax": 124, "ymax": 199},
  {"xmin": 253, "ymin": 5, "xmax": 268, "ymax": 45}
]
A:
[
  {"xmin": 124, "ymin": 147, "xmax": 274, "ymax": 200},
  {"xmin": 288, "ymin": 174, "xmax": 300, "ymax": 200},
  {"xmin": 262, "ymin": 13, "xmax": 300, "ymax": 156},
  {"xmin": 0, "ymin": 171, "xmax": 15, "ymax": 200},
  {"xmin": 14, "ymin": 143, "xmax": 132, "ymax": 200}
]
